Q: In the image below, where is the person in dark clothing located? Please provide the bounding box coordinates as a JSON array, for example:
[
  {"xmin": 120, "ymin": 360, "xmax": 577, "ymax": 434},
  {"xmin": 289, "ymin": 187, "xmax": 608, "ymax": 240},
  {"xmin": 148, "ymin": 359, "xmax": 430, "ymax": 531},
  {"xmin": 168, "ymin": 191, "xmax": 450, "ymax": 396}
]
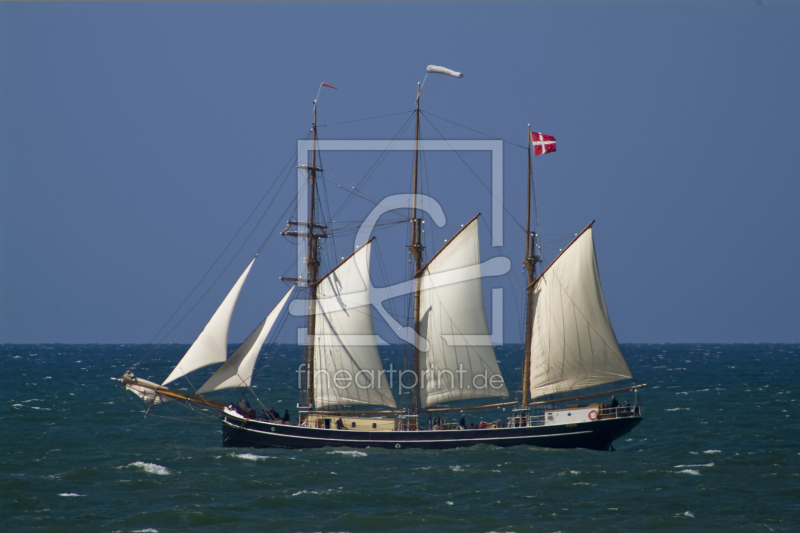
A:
[
  {"xmin": 268, "ymin": 406, "xmax": 281, "ymax": 420},
  {"xmin": 459, "ymin": 414, "xmax": 467, "ymax": 430},
  {"xmin": 610, "ymin": 396, "xmax": 620, "ymax": 408},
  {"xmin": 283, "ymin": 410, "xmax": 291, "ymax": 423},
  {"xmin": 335, "ymin": 418, "xmax": 345, "ymax": 430}
]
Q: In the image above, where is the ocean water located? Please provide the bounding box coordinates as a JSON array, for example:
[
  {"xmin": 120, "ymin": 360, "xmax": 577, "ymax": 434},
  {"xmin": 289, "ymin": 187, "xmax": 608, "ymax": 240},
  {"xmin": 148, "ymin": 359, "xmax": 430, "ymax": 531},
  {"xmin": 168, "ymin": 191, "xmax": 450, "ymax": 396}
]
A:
[{"xmin": 2, "ymin": 343, "xmax": 799, "ymax": 532}]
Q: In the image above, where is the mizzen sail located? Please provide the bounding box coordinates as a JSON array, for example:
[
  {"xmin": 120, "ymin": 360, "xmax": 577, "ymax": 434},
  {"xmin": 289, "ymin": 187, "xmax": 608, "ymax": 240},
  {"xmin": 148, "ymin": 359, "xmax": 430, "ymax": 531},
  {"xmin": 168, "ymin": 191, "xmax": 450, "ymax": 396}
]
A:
[
  {"xmin": 418, "ymin": 217, "xmax": 509, "ymax": 408},
  {"xmin": 162, "ymin": 259, "xmax": 255, "ymax": 387},
  {"xmin": 529, "ymin": 225, "xmax": 632, "ymax": 398}
]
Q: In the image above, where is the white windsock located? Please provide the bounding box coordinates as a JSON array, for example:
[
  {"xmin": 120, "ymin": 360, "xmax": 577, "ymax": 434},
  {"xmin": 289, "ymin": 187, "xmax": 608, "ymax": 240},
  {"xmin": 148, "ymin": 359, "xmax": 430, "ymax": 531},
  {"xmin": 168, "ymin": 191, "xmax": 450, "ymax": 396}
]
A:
[{"xmin": 426, "ymin": 65, "xmax": 463, "ymax": 78}]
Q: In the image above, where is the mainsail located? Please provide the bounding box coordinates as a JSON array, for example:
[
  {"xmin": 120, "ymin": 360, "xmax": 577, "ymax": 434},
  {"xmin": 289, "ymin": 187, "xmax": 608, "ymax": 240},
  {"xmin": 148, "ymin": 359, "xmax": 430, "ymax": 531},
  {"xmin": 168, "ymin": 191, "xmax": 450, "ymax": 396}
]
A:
[
  {"xmin": 529, "ymin": 225, "xmax": 632, "ymax": 398},
  {"xmin": 162, "ymin": 259, "xmax": 255, "ymax": 387},
  {"xmin": 313, "ymin": 240, "xmax": 397, "ymax": 409},
  {"xmin": 418, "ymin": 217, "xmax": 509, "ymax": 408},
  {"xmin": 196, "ymin": 287, "xmax": 294, "ymax": 394}
]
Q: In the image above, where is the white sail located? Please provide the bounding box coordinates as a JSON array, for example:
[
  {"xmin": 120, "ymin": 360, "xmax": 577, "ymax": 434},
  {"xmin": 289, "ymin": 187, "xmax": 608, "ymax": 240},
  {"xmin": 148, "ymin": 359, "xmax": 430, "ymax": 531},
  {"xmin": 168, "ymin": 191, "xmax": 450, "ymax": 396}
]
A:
[
  {"xmin": 419, "ymin": 218, "xmax": 509, "ymax": 408},
  {"xmin": 162, "ymin": 259, "xmax": 256, "ymax": 387},
  {"xmin": 530, "ymin": 226, "xmax": 632, "ymax": 398},
  {"xmin": 122, "ymin": 373, "xmax": 174, "ymax": 405},
  {"xmin": 196, "ymin": 287, "xmax": 294, "ymax": 394},
  {"xmin": 313, "ymin": 241, "xmax": 397, "ymax": 409}
]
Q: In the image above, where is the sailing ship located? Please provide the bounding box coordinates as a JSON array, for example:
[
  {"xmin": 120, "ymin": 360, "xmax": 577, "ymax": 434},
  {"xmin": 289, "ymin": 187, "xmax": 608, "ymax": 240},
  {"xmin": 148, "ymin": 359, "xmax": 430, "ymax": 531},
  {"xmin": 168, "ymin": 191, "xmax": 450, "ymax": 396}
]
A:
[{"xmin": 119, "ymin": 66, "xmax": 644, "ymax": 451}]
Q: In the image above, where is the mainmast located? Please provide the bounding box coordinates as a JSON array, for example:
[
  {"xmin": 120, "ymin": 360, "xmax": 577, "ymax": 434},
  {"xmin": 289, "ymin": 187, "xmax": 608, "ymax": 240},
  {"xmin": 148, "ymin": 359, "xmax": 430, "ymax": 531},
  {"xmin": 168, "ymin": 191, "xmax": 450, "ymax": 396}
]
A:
[
  {"xmin": 522, "ymin": 124, "xmax": 541, "ymax": 407},
  {"xmin": 410, "ymin": 82, "xmax": 424, "ymax": 415},
  {"xmin": 409, "ymin": 66, "xmax": 463, "ymax": 417}
]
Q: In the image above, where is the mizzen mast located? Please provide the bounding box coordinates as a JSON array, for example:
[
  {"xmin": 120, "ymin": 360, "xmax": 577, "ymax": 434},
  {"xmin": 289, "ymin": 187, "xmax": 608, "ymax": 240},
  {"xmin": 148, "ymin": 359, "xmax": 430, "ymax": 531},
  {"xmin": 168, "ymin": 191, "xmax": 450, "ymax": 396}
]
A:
[{"xmin": 522, "ymin": 124, "xmax": 542, "ymax": 407}]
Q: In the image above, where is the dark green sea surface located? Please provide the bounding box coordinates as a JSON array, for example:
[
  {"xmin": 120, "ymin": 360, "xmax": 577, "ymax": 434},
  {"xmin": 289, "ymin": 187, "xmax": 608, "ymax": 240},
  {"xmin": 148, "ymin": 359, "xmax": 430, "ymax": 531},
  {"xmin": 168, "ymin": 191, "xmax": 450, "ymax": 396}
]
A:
[{"xmin": 2, "ymin": 344, "xmax": 799, "ymax": 532}]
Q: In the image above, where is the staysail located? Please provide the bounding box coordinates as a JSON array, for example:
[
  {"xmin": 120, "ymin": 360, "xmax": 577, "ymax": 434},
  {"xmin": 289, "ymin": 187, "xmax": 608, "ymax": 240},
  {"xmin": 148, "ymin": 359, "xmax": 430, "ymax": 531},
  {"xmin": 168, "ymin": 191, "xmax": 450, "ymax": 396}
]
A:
[
  {"xmin": 196, "ymin": 287, "xmax": 294, "ymax": 394},
  {"xmin": 162, "ymin": 259, "xmax": 256, "ymax": 387},
  {"xmin": 529, "ymin": 224, "xmax": 632, "ymax": 398},
  {"xmin": 313, "ymin": 240, "xmax": 397, "ymax": 409},
  {"xmin": 418, "ymin": 217, "xmax": 509, "ymax": 408}
]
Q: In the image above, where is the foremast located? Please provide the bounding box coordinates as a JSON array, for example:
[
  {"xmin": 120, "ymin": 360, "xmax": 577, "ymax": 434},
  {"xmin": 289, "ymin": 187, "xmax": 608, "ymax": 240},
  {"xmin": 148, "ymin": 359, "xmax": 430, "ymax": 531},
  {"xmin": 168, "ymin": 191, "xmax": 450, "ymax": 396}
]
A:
[
  {"xmin": 522, "ymin": 125, "xmax": 542, "ymax": 407},
  {"xmin": 410, "ymin": 83, "xmax": 424, "ymax": 417},
  {"xmin": 282, "ymin": 95, "xmax": 327, "ymax": 407},
  {"xmin": 306, "ymin": 100, "xmax": 321, "ymax": 406}
]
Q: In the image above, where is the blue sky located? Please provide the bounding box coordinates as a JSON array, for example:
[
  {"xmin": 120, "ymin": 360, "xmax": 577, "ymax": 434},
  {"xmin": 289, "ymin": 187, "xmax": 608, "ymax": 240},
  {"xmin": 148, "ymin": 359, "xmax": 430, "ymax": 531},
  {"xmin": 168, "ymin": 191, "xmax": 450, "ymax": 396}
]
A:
[{"xmin": 2, "ymin": 1, "xmax": 798, "ymax": 344}]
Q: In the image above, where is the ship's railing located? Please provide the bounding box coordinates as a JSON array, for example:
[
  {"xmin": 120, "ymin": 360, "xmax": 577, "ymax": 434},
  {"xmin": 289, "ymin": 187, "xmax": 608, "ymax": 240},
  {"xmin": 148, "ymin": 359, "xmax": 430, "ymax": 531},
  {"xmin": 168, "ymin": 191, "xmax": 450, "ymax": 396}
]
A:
[
  {"xmin": 506, "ymin": 405, "xmax": 643, "ymax": 427},
  {"xmin": 599, "ymin": 405, "xmax": 643, "ymax": 419}
]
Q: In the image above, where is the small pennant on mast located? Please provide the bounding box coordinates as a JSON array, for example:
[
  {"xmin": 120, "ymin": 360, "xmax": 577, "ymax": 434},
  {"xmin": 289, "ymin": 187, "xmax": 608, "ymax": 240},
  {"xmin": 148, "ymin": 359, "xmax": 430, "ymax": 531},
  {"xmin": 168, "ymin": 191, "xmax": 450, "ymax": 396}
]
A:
[
  {"xmin": 315, "ymin": 82, "xmax": 338, "ymax": 102},
  {"xmin": 531, "ymin": 132, "xmax": 557, "ymax": 156}
]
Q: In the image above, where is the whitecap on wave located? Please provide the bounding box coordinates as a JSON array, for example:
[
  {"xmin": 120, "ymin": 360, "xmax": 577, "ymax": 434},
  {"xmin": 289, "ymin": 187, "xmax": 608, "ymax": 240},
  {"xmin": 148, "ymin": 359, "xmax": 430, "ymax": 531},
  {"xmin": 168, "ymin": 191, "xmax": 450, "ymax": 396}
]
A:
[
  {"xmin": 703, "ymin": 449, "xmax": 721, "ymax": 454},
  {"xmin": 327, "ymin": 450, "xmax": 367, "ymax": 457},
  {"xmin": 232, "ymin": 453, "xmax": 277, "ymax": 461},
  {"xmin": 675, "ymin": 463, "xmax": 713, "ymax": 468},
  {"xmin": 127, "ymin": 461, "xmax": 171, "ymax": 476},
  {"xmin": 291, "ymin": 488, "xmax": 339, "ymax": 496},
  {"xmin": 676, "ymin": 469, "xmax": 700, "ymax": 475},
  {"xmin": 58, "ymin": 493, "xmax": 84, "ymax": 497}
]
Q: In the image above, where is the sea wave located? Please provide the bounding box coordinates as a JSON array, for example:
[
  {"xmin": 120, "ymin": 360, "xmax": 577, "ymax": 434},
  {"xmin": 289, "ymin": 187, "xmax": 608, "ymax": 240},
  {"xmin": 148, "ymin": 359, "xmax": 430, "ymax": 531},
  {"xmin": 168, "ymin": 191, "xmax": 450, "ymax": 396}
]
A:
[
  {"xmin": 327, "ymin": 450, "xmax": 367, "ymax": 457},
  {"xmin": 677, "ymin": 469, "xmax": 700, "ymax": 475},
  {"xmin": 129, "ymin": 462, "xmax": 171, "ymax": 476},
  {"xmin": 232, "ymin": 453, "xmax": 277, "ymax": 461}
]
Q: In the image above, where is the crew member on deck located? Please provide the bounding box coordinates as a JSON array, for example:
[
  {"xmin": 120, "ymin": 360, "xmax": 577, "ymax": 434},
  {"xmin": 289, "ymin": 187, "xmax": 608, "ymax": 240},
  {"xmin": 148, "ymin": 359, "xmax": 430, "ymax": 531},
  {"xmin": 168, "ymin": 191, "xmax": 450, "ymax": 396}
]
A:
[
  {"xmin": 269, "ymin": 406, "xmax": 281, "ymax": 420},
  {"xmin": 283, "ymin": 410, "xmax": 291, "ymax": 423},
  {"xmin": 459, "ymin": 414, "xmax": 467, "ymax": 430}
]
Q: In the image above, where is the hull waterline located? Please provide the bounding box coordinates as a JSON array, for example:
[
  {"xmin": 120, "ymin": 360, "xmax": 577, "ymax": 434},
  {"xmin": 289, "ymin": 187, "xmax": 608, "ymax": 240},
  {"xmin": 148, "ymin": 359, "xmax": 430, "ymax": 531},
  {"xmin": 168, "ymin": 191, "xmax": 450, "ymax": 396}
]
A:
[{"xmin": 222, "ymin": 415, "xmax": 642, "ymax": 451}]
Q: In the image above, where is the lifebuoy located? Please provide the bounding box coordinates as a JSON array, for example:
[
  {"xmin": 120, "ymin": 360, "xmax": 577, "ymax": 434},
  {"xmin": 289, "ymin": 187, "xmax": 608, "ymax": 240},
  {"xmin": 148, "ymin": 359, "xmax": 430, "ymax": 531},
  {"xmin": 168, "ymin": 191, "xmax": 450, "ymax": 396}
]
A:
[{"xmin": 588, "ymin": 410, "xmax": 598, "ymax": 421}]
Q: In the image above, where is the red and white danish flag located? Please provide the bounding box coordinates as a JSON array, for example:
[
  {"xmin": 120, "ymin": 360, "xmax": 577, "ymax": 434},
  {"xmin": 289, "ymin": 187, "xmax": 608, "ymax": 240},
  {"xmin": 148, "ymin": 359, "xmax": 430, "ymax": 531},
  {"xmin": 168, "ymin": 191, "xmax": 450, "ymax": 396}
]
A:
[{"xmin": 531, "ymin": 132, "xmax": 556, "ymax": 156}]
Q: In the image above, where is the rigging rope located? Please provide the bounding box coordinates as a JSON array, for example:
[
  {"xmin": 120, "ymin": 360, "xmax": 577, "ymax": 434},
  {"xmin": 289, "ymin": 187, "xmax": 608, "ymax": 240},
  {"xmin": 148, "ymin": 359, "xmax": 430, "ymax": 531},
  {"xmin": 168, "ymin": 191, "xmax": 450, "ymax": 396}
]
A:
[
  {"xmin": 420, "ymin": 112, "xmax": 528, "ymax": 235},
  {"xmin": 131, "ymin": 133, "xmax": 310, "ymax": 370},
  {"xmin": 318, "ymin": 110, "xmax": 413, "ymax": 128},
  {"xmin": 422, "ymin": 110, "xmax": 529, "ymax": 150}
]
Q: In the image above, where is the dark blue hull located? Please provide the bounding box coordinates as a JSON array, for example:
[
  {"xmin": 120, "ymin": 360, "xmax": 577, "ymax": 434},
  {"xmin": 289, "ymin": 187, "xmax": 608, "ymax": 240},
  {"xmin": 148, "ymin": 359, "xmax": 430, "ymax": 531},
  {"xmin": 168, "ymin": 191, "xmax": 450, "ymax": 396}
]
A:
[{"xmin": 222, "ymin": 415, "xmax": 642, "ymax": 451}]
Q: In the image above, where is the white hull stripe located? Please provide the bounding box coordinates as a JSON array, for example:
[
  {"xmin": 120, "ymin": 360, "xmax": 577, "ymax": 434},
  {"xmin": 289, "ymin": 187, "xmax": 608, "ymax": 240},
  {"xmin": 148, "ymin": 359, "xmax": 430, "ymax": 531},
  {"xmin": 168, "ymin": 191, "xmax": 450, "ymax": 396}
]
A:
[{"xmin": 224, "ymin": 419, "xmax": 594, "ymax": 444}]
